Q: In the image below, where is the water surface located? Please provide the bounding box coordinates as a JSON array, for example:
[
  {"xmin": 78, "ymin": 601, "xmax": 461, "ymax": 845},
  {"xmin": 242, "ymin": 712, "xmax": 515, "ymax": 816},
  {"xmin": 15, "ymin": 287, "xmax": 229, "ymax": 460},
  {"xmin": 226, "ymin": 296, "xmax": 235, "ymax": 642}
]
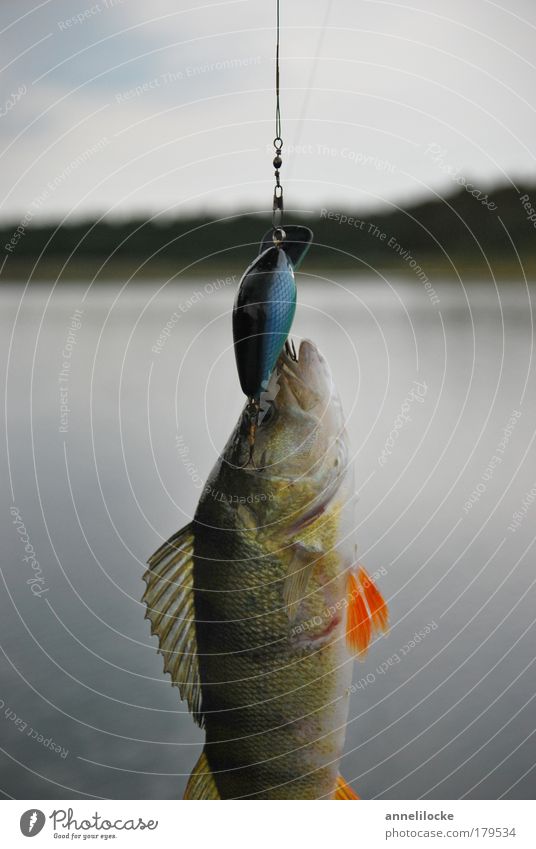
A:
[{"xmin": 1, "ymin": 273, "xmax": 535, "ymax": 799}]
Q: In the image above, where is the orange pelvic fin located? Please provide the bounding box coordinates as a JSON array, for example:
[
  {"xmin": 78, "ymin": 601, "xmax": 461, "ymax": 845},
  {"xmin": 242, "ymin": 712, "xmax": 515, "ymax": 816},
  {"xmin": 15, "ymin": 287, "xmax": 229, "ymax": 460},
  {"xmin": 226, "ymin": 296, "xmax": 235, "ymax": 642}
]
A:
[
  {"xmin": 358, "ymin": 567, "xmax": 389, "ymax": 632},
  {"xmin": 334, "ymin": 774, "xmax": 360, "ymax": 799},
  {"xmin": 346, "ymin": 567, "xmax": 389, "ymax": 656}
]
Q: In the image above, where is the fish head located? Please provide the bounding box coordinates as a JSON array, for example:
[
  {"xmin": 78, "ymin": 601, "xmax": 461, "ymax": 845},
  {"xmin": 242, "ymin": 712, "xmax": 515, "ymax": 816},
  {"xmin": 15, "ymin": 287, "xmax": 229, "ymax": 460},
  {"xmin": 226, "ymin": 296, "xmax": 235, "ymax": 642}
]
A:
[{"xmin": 229, "ymin": 339, "xmax": 349, "ymax": 524}]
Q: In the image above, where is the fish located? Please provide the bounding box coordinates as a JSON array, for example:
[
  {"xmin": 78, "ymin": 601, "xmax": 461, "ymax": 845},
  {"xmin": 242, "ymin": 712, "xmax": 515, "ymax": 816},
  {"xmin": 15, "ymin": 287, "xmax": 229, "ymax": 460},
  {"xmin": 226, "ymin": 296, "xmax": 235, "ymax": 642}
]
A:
[{"xmin": 143, "ymin": 338, "xmax": 389, "ymax": 799}]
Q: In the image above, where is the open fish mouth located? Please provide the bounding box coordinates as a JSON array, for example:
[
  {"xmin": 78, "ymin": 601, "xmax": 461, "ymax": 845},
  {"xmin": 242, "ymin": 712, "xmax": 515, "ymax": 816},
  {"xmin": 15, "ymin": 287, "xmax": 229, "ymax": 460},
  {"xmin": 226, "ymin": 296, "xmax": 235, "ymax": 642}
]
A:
[
  {"xmin": 275, "ymin": 338, "xmax": 336, "ymax": 413},
  {"xmin": 243, "ymin": 336, "xmax": 347, "ymax": 489},
  {"xmin": 280, "ymin": 338, "xmax": 330, "ymax": 380}
]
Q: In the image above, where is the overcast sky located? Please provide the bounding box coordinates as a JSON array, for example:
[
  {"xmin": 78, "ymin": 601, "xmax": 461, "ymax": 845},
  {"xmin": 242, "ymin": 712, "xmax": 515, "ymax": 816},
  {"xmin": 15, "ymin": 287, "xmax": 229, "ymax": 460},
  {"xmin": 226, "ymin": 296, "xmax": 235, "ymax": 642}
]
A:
[{"xmin": 0, "ymin": 0, "xmax": 535, "ymax": 223}]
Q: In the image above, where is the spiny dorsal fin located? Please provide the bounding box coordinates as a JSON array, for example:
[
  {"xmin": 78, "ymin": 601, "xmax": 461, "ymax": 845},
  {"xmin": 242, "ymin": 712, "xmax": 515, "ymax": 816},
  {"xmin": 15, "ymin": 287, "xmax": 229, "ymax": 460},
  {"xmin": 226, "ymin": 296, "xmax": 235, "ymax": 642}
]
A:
[
  {"xmin": 184, "ymin": 750, "xmax": 220, "ymax": 800},
  {"xmin": 346, "ymin": 566, "xmax": 389, "ymax": 657},
  {"xmin": 334, "ymin": 774, "xmax": 360, "ymax": 799},
  {"xmin": 143, "ymin": 523, "xmax": 203, "ymax": 725}
]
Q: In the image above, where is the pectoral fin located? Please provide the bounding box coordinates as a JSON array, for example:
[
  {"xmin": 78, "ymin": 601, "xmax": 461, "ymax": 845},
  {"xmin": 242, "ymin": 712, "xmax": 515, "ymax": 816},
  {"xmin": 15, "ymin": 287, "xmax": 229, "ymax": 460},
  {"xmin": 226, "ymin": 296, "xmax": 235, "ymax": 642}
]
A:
[
  {"xmin": 144, "ymin": 523, "xmax": 203, "ymax": 726},
  {"xmin": 358, "ymin": 566, "xmax": 389, "ymax": 632},
  {"xmin": 283, "ymin": 542, "xmax": 323, "ymax": 620},
  {"xmin": 346, "ymin": 566, "xmax": 389, "ymax": 657}
]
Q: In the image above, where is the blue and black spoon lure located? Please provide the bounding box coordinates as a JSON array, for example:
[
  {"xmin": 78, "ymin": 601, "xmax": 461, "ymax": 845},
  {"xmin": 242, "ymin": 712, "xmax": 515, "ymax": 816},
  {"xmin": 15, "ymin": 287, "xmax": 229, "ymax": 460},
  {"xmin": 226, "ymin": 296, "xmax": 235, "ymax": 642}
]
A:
[{"xmin": 232, "ymin": 225, "xmax": 313, "ymax": 462}]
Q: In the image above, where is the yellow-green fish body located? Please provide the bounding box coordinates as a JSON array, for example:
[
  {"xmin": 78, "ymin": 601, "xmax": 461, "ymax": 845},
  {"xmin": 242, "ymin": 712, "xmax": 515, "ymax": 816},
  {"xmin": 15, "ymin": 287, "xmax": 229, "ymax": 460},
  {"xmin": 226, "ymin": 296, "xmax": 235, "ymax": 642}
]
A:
[{"xmin": 144, "ymin": 341, "xmax": 388, "ymax": 799}]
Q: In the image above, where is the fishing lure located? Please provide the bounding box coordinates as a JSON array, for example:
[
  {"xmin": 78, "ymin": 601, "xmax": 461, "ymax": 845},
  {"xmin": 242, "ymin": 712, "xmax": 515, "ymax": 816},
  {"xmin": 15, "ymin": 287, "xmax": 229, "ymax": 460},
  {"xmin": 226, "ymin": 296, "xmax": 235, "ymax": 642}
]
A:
[
  {"xmin": 232, "ymin": 226, "xmax": 313, "ymax": 461},
  {"xmin": 232, "ymin": 241, "xmax": 295, "ymax": 401}
]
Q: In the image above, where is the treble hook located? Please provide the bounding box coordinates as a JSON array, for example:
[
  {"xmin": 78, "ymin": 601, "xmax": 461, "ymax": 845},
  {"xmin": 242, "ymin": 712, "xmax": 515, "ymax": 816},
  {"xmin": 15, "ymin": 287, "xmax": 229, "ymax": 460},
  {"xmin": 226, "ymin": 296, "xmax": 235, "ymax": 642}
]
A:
[
  {"xmin": 238, "ymin": 397, "xmax": 260, "ymax": 469},
  {"xmin": 285, "ymin": 338, "xmax": 298, "ymax": 361}
]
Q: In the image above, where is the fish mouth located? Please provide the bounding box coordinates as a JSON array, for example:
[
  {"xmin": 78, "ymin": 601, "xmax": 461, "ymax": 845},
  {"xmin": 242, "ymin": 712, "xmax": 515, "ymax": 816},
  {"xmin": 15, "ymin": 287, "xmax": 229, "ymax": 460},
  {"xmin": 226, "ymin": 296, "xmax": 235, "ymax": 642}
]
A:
[
  {"xmin": 249, "ymin": 337, "xmax": 345, "ymax": 479},
  {"xmin": 280, "ymin": 338, "xmax": 327, "ymax": 375},
  {"xmin": 277, "ymin": 339, "xmax": 334, "ymax": 412}
]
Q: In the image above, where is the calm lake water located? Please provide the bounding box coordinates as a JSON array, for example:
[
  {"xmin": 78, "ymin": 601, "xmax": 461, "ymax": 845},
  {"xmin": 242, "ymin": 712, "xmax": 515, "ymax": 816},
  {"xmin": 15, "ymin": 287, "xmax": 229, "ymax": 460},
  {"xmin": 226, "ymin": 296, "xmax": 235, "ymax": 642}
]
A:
[{"xmin": 1, "ymin": 273, "xmax": 535, "ymax": 799}]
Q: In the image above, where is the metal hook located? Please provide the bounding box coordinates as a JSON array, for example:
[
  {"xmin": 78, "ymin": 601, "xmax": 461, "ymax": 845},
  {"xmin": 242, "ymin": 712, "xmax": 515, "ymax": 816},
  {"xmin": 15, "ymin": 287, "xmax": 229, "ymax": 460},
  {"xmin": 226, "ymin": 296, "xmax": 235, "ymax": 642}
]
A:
[
  {"xmin": 237, "ymin": 398, "xmax": 260, "ymax": 469},
  {"xmin": 285, "ymin": 338, "xmax": 298, "ymax": 361}
]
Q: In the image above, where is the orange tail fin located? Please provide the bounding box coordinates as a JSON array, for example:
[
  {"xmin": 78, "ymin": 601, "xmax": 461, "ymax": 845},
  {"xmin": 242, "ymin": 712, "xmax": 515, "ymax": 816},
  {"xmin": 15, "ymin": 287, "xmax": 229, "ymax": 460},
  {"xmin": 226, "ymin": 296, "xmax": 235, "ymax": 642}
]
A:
[
  {"xmin": 335, "ymin": 774, "xmax": 360, "ymax": 799},
  {"xmin": 346, "ymin": 567, "xmax": 389, "ymax": 656}
]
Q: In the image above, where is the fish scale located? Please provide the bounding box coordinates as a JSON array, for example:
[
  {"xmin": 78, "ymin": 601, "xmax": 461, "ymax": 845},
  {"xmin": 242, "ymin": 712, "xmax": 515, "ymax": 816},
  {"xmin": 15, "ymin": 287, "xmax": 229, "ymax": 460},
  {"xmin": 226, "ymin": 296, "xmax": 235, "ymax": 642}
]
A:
[
  {"xmin": 143, "ymin": 340, "xmax": 389, "ymax": 799},
  {"xmin": 189, "ymin": 412, "xmax": 355, "ymax": 799},
  {"xmin": 193, "ymin": 508, "xmax": 353, "ymax": 799}
]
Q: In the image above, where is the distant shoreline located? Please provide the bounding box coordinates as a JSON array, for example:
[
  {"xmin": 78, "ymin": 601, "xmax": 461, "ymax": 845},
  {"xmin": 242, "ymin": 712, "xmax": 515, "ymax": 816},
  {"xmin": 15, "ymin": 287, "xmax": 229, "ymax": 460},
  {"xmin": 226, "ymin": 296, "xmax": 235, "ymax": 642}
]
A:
[
  {"xmin": 2, "ymin": 182, "xmax": 536, "ymax": 283},
  {"xmin": 2, "ymin": 255, "xmax": 535, "ymax": 283}
]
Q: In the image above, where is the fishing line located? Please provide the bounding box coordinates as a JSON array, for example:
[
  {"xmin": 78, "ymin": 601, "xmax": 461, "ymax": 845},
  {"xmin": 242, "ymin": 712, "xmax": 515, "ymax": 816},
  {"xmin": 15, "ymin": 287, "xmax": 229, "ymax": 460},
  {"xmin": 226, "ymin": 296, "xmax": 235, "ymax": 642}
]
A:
[
  {"xmin": 272, "ymin": 0, "xmax": 284, "ymax": 241},
  {"xmin": 240, "ymin": 0, "xmax": 285, "ymax": 468},
  {"xmin": 234, "ymin": 0, "xmax": 312, "ymax": 466},
  {"xmin": 275, "ymin": 0, "xmax": 281, "ymax": 142}
]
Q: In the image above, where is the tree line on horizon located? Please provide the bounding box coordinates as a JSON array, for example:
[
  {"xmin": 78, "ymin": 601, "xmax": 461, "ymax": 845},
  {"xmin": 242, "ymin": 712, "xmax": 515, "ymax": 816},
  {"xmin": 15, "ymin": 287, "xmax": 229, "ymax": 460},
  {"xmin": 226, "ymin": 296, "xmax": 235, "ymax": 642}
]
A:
[{"xmin": 1, "ymin": 182, "xmax": 535, "ymax": 276}]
